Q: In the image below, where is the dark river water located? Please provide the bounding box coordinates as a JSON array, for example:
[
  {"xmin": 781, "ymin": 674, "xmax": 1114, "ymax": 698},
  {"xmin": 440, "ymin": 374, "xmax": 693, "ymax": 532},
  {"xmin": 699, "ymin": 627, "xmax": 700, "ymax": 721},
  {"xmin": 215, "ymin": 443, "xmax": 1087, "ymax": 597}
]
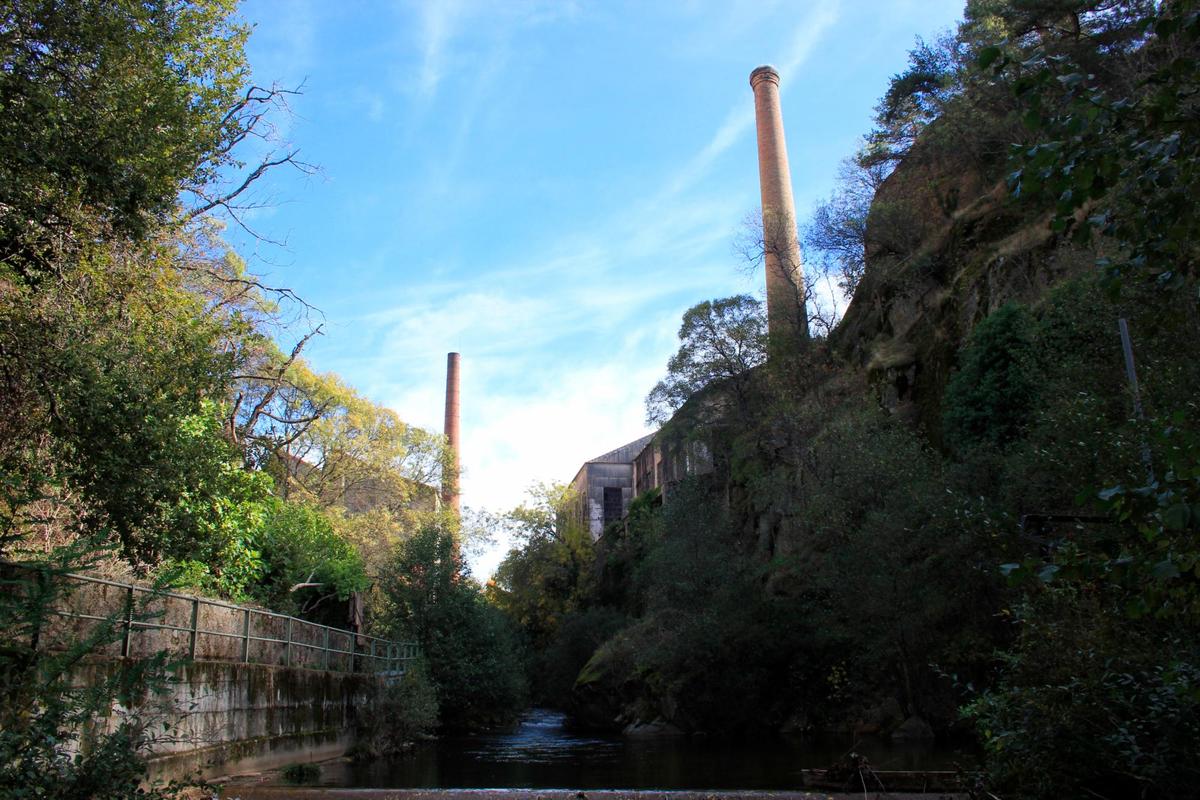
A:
[{"xmin": 313, "ymin": 709, "xmax": 977, "ymax": 790}]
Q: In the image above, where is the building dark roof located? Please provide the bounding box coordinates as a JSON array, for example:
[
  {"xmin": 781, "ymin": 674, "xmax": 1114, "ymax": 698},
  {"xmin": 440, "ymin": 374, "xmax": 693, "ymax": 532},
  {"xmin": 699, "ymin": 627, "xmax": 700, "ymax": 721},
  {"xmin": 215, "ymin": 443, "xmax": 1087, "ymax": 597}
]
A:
[{"xmin": 586, "ymin": 433, "xmax": 656, "ymax": 465}]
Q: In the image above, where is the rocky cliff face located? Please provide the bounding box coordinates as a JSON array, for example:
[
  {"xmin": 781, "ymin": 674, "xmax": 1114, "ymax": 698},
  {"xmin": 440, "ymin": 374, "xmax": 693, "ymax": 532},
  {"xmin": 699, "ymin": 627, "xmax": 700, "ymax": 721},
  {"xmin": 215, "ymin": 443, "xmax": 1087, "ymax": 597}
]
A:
[
  {"xmin": 833, "ymin": 126, "xmax": 1093, "ymax": 440},
  {"xmin": 567, "ymin": 121, "xmax": 1101, "ymax": 741}
]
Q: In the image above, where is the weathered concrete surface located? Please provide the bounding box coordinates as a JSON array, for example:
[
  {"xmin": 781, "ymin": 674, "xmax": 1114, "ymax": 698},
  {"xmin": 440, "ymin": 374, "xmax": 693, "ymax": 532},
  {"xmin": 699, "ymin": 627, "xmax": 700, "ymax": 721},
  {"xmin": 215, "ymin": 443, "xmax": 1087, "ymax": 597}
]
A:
[
  {"xmin": 132, "ymin": 661, "xmax": 379, "ymax": 782},
  {"xmin": 216, "ymin": 788, "xmax": 966, "ymax": 800}
]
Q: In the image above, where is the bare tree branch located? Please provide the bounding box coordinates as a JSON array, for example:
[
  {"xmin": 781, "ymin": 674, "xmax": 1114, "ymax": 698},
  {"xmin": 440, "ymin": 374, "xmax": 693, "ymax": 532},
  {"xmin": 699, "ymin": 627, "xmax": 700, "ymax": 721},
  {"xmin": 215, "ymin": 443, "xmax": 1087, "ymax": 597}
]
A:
[{"xmin": 237, "ymin": 325, "xmax": 323, "ymax": 446}]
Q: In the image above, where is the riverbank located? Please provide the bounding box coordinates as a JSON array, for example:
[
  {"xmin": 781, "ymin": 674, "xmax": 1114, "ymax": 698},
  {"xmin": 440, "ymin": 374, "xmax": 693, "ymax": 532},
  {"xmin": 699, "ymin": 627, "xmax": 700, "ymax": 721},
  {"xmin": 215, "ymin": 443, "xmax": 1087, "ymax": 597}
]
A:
[{"xmin": 217, "ymin": 789, "xmax": 966, "ymax": 800}]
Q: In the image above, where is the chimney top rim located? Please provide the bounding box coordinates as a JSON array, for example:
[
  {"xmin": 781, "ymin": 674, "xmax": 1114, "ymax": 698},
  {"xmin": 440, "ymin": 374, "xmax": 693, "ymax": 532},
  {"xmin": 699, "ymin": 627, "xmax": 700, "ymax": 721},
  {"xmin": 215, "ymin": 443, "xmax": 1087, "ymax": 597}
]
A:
[{"xmin": 750, "ymin": 65, "xmax": 780, "ymax": 87}]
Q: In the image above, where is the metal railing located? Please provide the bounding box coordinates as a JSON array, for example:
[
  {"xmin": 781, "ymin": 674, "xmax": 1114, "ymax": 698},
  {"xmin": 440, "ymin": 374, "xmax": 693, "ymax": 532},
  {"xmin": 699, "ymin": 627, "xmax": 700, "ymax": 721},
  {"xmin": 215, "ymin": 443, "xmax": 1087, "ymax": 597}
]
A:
[{"xmin": 5, "ymin": 563, "xmax": 418, "ymax": 676}]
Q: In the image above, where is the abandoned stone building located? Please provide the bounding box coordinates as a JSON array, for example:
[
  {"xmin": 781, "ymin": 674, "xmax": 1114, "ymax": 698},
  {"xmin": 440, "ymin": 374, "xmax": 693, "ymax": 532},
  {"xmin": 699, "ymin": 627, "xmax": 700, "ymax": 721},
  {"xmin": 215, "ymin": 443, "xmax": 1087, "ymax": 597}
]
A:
[
  {"xmin": 569, "ymin": 432, "xmax": 713, "ymax": 539},
  {"xmin": 569, "ymin": 434, "xmax": 653, "ymax": 539}
]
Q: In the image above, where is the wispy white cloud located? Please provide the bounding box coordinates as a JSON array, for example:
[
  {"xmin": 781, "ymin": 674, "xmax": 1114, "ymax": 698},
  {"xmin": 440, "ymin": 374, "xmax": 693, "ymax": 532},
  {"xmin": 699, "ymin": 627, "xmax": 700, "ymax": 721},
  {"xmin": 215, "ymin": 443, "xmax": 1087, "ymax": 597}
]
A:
[
  {"xmin": 661, "ymin": 2, "xmax": 840, "ymax": 200},
  {"xmin": 413, "ymin": 0, "xmax": 577, "ymax": 100},
  {"xmin": 297, "ymin": 0, "xmax": 845, "ymax": 577},
  {"xmin": 318, "ymin": 186, "xmax": 752, "ymax": 563},
  {"xmin": 416, "ymin": 0, "xmax": 466, "ymax": 98},
  {"xmin": 775, "ymin": 3, "xmax": 841, "ymax": 82},
  {"xmin": 351, "ymin": 87, "xmax": 386, "ymax": 123},
  {"xmin": 664, "ymin": 105, "xmax": 755, "ymax": 198}
]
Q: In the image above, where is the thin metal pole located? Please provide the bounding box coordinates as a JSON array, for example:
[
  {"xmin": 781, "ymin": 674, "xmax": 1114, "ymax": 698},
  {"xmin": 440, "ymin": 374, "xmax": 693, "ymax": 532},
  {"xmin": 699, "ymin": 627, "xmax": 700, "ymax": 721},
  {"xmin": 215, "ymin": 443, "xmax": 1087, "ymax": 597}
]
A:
[
  {"xmin": 322, "ymin": 626, "xmax": 330, "ymax": 671},
  {"xmin": 241, "ymin": 608, "xmax": 251, "ymax": 663},
  {"xmin": 285, "ymin": 617, "xmax": 292, "ymax": 667},
  {"xmin": 121, "ymin": 586, "xmax": 135, "ymax": 658},
  {"xmin": 30, "ymin": 569, "xmax": 46, "ymax": 653},
  {"xmin": 187, "ymin": 597, "xmax": 199, "ymax": 660},
  {"xmin": 1119, "ymin": 319, "xmax": 1145, "ymax": 420},
  {"xmin": 1119, "ymin": 318, "xmax": 1154, "ymax": 478}
]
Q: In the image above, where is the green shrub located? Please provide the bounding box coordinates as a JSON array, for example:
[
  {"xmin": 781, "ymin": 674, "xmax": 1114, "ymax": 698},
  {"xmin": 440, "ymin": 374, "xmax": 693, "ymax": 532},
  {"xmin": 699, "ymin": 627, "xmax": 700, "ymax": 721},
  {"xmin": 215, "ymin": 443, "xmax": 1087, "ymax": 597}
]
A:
[
  {"xmin": 280, "ymin": 762, "xmax": 321, "ymax": 784},
  {"xmin": 533, "ymin": 606, "xmax": 628, "ymax": 707},
  {"xmin": 384, "ymin": 663, "xmax": 440, "ymax": 743},
  {"xmin": 943, "ymin": 302, "xmax": 1038, "ymax": 453},
  {"xmin": 966, "ymin": 588, "xmax": 1200, "ymax": 799},
  {"xmin": 250, "ymin": 502, "xmax": 369, "ymax": 620}
]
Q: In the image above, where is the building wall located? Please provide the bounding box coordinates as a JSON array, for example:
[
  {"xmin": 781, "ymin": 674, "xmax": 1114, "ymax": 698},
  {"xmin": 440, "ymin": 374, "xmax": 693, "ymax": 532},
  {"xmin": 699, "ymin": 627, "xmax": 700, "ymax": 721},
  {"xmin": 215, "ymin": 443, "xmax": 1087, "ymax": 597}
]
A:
[
  {"xmin": 572, "ymin": 462, "xmax": 636, "ymax": 540},
  {"xmin": 631, "ymin": 436, "xmax": 713, "ymax": 501},
  {"xmin": 569, "ymin": 433, "xmax": 716, "ymax": 538},
  {"xmin": 632, "ymin": 439, "xmax": 664, "ymax": 497}
]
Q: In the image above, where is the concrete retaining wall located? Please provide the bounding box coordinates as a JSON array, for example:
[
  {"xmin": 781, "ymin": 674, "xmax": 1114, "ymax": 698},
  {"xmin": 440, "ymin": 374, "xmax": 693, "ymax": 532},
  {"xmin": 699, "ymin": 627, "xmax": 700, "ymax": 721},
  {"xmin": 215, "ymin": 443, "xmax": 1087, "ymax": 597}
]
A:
[
  {"xmin": 12, "ymin": 565, "xmax": 402, "ymax": 781},
  {"xmin": 77, "ymin": 659, "xmax": 382, "ymax": 781}
]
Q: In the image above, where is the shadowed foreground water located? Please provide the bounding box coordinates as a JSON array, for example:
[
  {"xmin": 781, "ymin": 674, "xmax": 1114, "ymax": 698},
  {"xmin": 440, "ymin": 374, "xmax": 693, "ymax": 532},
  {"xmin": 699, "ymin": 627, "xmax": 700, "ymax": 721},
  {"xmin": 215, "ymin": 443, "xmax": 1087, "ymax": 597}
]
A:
[{"xmin": 312, "ymin": 709, "xmax": 976, "ymax": 790}]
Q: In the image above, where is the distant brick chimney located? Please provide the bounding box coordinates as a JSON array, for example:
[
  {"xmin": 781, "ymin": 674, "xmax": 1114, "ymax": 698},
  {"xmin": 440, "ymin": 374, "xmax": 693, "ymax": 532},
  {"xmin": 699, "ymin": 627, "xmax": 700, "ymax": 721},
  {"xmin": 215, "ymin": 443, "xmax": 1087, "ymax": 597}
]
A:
[
  {"xmin": 750, "ymin": 65, "xmax": 807, "ymax": 348},
  {"xmin": 442, "ymin": 352, "xmax": 461, "ymax": 515}
]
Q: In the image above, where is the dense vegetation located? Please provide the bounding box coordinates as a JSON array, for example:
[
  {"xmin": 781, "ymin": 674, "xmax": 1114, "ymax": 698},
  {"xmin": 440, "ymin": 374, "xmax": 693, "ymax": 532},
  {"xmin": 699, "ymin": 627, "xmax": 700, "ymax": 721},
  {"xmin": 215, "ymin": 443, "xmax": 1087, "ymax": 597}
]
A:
[
  {"xmin": 492, "ymin": 2, "xmax": 1200, "ymax": 798},
  {"xmin": 3, "ymin": 1, "xmax": 1198, "ymax": 798},
  {"xmin": 382, "ymin": 526, "xmax": 527, "ymax": 730},
  {"xmin": 0, "ymin": 1, "xmax": 521, "ymax": 794}
]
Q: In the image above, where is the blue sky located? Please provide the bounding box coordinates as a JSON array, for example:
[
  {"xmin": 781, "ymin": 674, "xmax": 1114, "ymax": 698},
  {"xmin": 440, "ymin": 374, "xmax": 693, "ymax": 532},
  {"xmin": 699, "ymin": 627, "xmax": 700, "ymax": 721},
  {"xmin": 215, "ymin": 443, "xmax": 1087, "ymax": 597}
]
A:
[{"xmin": 231, "ymin": 0, "xmax": 966, "ymax": 576}]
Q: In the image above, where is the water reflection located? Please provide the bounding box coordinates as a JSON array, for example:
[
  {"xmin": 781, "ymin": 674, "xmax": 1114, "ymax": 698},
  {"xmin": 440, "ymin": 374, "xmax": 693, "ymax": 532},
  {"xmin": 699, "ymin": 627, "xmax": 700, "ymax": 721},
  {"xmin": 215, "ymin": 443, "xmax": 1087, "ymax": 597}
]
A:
[{"xmin": 319, "ymin": 708, "xmax": 973, "ymax": 790}]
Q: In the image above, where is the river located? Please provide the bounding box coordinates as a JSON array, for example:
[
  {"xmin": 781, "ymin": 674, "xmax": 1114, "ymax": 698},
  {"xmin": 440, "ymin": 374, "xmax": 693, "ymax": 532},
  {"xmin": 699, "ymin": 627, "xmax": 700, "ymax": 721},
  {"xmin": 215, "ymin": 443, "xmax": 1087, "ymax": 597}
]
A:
[{"xmin": 306, "ymin": 709, "xmax": 975, "ymax": 790}]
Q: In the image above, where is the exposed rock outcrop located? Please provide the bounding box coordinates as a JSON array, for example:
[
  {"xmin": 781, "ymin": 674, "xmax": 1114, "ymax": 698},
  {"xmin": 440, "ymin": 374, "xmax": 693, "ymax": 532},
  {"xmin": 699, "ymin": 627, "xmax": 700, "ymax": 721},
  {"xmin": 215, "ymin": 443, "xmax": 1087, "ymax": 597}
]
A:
[{"xmin": 835, "ymin": 125, "xmax": 1093, "ymax": 439}]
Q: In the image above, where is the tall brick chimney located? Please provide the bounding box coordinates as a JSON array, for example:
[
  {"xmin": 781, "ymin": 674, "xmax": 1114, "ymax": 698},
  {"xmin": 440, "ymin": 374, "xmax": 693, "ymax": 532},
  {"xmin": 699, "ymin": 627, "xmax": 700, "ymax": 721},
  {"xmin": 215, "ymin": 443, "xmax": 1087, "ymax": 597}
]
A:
[
  {"xmin": 442, "ymin": 352, "xmax": 461, "ymax": 515},
  {"xmin": 750, "ymin": 65, "xmax": 808, "ymax": 348}
]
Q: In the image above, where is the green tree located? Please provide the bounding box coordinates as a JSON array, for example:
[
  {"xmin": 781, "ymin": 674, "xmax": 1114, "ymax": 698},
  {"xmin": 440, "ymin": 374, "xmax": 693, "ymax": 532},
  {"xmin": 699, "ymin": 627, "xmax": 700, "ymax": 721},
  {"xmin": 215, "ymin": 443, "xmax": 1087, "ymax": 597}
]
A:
[
  {"xmin": 250, "ymin": 501, "xmax": 369, "ymax": 620},
  {"xmin": 380, "ymin": 525, "xmax": 526, "ymax": 729},
  {"xmin": 158, "ymin": 404, "xmax": 276, "ymax": 598},
  {"xmin": 264, "ymin": 362, "xmax": 447, "ymax": 510},
  {"xmin": 0, "ymin": 2, "xmax": 341, "ymax": 792},
  {"xmin": 491, "ymin": 483, "xmax": 591, "ymax": 637},
  {"xmin": 488, "ymin": 483, "xmax": 607, "ymax": 706},
  {"xmin": 982, "ymin": 0, "xmax": 1198, "ymax": 288},
  {"xmin": 0, "ymin": 0, "xmax": 250, "ymax": 278},
  {"xmin": 0, "ymin": 244, "xmax": 247, "ymax": 566},
  {"xmin": 645, "ymin": 295, "xmax": 766, "ymax": 425}
]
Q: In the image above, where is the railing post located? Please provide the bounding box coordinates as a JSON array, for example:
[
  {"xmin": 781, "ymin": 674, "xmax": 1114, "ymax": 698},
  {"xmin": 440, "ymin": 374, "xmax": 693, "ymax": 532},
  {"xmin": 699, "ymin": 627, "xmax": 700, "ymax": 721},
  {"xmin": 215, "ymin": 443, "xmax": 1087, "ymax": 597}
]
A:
[
  {"xmin": 322, "ymin": 626, "xmax": 330, "ymax": 671},
  {"xmin": 241, "ymin": 608, "xmax": 251, "ymax": 663},
  {"xmin": 121, "ymin": 585, "xmax": 135, "ymax": 658},
  {"xmin": 370, "ymin": 639, "xmax": 376, "ymax": 672},
  {"xmin": 29, "ymin": 568, "xmax": 46, "ymax": 653},
  {"xmin": 285, "ymin": 617, "xmax": 292, "ymax": 667},
  {"xmin": 187, "ymin": 597, "xmax": 199, "ymax": 660}
]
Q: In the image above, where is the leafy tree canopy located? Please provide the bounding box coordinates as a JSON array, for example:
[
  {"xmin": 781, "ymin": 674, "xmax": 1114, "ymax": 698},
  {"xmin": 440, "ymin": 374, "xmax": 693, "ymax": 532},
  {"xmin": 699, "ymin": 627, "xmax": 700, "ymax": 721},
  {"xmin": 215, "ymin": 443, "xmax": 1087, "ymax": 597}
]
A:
[
  {"xmin": 0, "ymin": 0, "xmax": 250, "ymax": 278},
  {"xmin": 645, "ymin": 295, "xmax": 766, "ymax": 425}
]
